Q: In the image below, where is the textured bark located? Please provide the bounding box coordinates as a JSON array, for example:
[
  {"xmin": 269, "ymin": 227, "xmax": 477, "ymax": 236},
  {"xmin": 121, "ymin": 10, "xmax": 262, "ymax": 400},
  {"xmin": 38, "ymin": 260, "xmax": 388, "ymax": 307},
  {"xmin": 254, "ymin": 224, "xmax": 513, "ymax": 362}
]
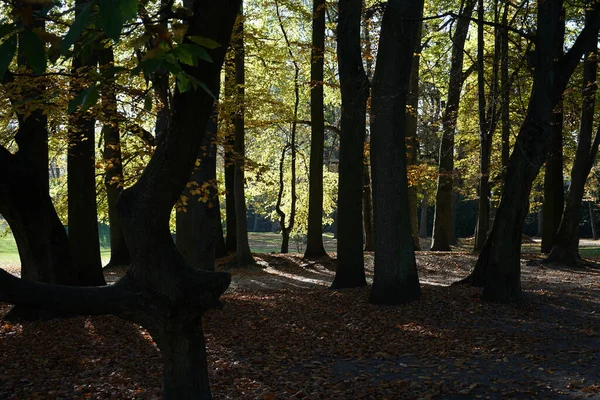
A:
[
  {"xmin": 304, "ymin": 0, "xmax": 327, "ymax": 259},
  {"xmin": 176, "ymin": 108, "xmax": 219, "ymax": 271},
  {"xmin": 541, "ymin": 8, "xmax": 566, "ymax": 254},
  {"xmin": 232, "ymin": 6, "xmax": 254, "ymax": 266},
  {"xmin": 331, "ymin": 0, "xmax": 369, "ymax": 289},
  {"xmin": 99, "ymin": 47, "xmax": 130, "ymax": 268},
  {"xmin": 369, "ymin": 0, "xmax": 423, "ymax": 305},
  {"xmin": 68, "ymin": 1, "xmax": 105, "ymax": 286},
  {"xmin": 464, "ymin": 0, "xmax": 600, "ymax": 302},
  {"xmin": 224, "ymin": 58, "xmax": 237, "ymax": 254},
  {"xmin": 546, "ymin": 27, "xmax": 600, "ymax": 266},
  {"xmin": 500, "ymin": 2, "xmax": 510, "ymax": 184},
  {"xmin": 431, "ymin": 0, "xmax": 475, "ymax": 251},
  {"xmin": 215, "ymin": 199, "xmax": 227, "ymax": 258},
  {"xmin": 419, "ymin": 191, "xmax": 428, "ymax": 238}
]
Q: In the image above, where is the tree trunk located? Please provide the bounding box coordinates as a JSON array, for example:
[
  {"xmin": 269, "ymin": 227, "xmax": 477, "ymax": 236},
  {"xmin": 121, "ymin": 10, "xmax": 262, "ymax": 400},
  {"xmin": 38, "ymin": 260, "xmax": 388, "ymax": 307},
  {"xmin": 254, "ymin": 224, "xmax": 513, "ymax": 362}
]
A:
[
  {"xmin": 99, "ymin": 47, "xmax": 130, "ymax": 268},
  {"xmin": 68, "ymin": 0, "xmax": 105, "ymax": 286},
  {"xmin": 546, "ymin": 23, "xmax": 600, "ymax": 266},
  {"xmin": 369, "ymin": 0, "xmax": 423, "ymax": 305},
  {"xmin": 590, "ymin": 202, "xmax": 598, "ymax": 240},
  {"xmin": 215, "ymin": 199, "xmax": 227, "ymax": 258},
  {"xmin": 500, "ymin": 1, "xmax": 510, "ymax": 185},
  {"xmin": 232, "ymin": 6, "xmax": 254, "ymax": 266},
  {"xmin": 331, "ymin": 0, "xmax": 369, "ymax": 289},
  {"xmin": 431, "ymin": 0, "xmax": 475, "ymax": 251},
  {"xmin": 362, "ymin": 163, "xmax": 375, "ymax": 251},
  {"xmin": 541, "ymin": 8, "xmax": 566, "ymax": 254},
  {"xmin": 224, "ymin": 58, "xmax": 237, "ymax": 254},
  {"xmin": 463, "ymin": 0, "xmax": 600, "ymax": 302},
  {"xmin": 304, "ymin": 0, "xmax": 327, "ymax": 259},
  {"xmin": 406, "ymin": 17, "xmax": 423, "ymax": 251},
  {"xmin": 176, "ymin": 106, "xmax": 219, "ymax": 271},
  {"xmin": 419, "ymin": 191, "xmax": 428, "ymax": 238}
]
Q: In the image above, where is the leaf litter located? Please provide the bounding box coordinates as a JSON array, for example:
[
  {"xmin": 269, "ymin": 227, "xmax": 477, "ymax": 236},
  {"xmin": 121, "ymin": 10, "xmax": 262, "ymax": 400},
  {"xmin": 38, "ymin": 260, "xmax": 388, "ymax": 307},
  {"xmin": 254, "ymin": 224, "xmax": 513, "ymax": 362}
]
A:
[{"xmin": 0, "ymin": 250, "xmax": 599, "ymax": 399}]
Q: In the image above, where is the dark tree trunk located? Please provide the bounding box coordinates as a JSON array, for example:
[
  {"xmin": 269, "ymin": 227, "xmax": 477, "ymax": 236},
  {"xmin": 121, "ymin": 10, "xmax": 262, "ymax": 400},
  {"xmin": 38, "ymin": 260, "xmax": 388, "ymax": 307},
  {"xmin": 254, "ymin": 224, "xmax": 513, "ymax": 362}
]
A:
[
  {"xmin": 362, "ymin": 163, "xmax": 375, "ymax": 251},
  {"xmin": 419, "ymin": 191, "xmax": 428, "ymax": 238},
  {"xmin": 99, "ymin": 47, "xmax": 130, "ymax": 268},
  {"xmin": 406, "ymin": 18, "xmax": 423, "ymax": 251},
  {"xmin": 215, "ymin": 199, "xmax": 227, "ymax": 258},
  {"xmin": 541, "ymin": 8, "xmax": 566, "ymax": 254},
  {"xmin": 176, "ymin": 107, "xmax": 220, "ymax": 271},
  {"xmin": 224, "ymin": 59, "xmax": 237, "ymax": 254},
  {"xmin": 500, "ymin": 1, "xmax": 510, "ymax": 185},
  {"xmin": 546, "ymin": 24, "xmax": 600, "ymax": 266},
  {"xmin": 304, "ymin": 0, "xmax": 327, "ymax": 259},
  {"xmin": 0, "ymin": 2, "xmax": 240, "ymax": 398},
  {"xmin": 590, "ymin": 202, "xmax": 598, "ymax": 240},
  {"xmin": 369, "ymin": 0, "xmax": 423, "ymax": 305},
  {"xmin": 232, "ymin": 6, "xmax": 254, "ymax": 266},
  {"xmin": 431, "ymin": 0, "xmax": 475, "ymax": 251},
  {"xmin": 68, "ymin": 2, "xmax": 105, "ymax": 286},
  {"xmin": 331, "ymin": 0, "xmax": 369, "ymax": 289},
  {"xmin": 463, "ymin": 0, "xmax": 600, "ymax": 302}
]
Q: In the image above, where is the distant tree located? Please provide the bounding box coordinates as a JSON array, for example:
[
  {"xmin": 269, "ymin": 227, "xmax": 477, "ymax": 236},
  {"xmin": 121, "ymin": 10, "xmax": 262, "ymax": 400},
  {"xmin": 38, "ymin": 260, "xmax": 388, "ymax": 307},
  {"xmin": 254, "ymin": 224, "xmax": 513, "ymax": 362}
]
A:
[{"xmin": 369, "ymin": 0, "xmax": 423, "ymax": 305}]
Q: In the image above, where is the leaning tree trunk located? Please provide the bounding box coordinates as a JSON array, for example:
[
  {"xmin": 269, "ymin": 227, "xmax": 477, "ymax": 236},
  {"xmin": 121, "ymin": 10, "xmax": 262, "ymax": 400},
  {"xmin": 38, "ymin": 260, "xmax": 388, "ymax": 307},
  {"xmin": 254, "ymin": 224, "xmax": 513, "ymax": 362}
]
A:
[
  {"xmin": 540, "ymin": 7, "xmax": 566, "ymax": 254},
  {"xmin": 0, "ymin": 1, "xmax": 241, "ymax": 398},
  {"xmin": 99, "ymin": 47, "xmax": 130, "ymax": 268},
  {"xmin": 463, "ymin": 0, "xmax": 600, "ymax": 302},
  {"xmin": 304, "ymin": 0, "xmax": 328, "ymax": 259},
  {"xmin": 331, "ymin": 0, "xmax": 369, "ymax": 289},
  {"xmin": 68, "ymin": 2, "xmax": 105, "ymax": 286},
  {"xmin": 431, "ymin": 0, "xmax": 475, "ymax": 251},
  {"xmin": 546, "ymin": 27, "xmax": 600, "ymax": 267},
  {"xmin": 176, "ymin": 106, "xmax": 220, "ymax": 271},
  {"xmin": 369, "ymin": 0, "xmax": 423, "ymax": 305},
  {"xmin": 232, "ymin": 5, "xmax": 254, "ymax": 266}
]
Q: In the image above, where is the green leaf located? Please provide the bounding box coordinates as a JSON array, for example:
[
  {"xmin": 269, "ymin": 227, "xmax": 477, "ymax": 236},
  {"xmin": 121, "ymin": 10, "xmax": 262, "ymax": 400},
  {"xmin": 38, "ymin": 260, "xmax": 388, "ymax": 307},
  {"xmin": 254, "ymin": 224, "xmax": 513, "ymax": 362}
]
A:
[
  {"xmin": 119, "ymin": 0, "xmax": 138, "ymax": 21},
  {"xmin": 68, "ymin": 90, "xmax": 86, "ymax": 114},
  {"xmin": 196, "ymin": 80, "xmax": 215, "ymax": 99},
  {"xmin": 99, "ymin": 0, "xmax": 124, "ymax": 41},
  {"xmin": 177, "ymin": 72, "xmax": 191, "ymax": 92},
  {"xmin": 0, "ymin": 34, "xmax": 17, "ymax": 79},
  {"xmin": 81, "ymin": 83, "xmax": 100, "ymax": 111},
  {"xmin": 144, "ymin": 93, "xmax": 153, "ymax": 111},
  {"xmin": 21, "ymin": 30, "xmax": 46, "ymax": 75},
  {"xmin": 179, "ymin": 43, "xmax": 212, "ymax": 63},
  {"xmin": 188, "ymin": 36, "xmax": 221, "ymax": 50},
  {"xmin": 62, "ymin": 2, "xmax": 92, "ymax": 54},
  {"xmin": 0, "ymin": 23, "xmax": 14, "ymax": 41},
  {"xmin": 171, "ymin": 46, "xmax": 196, "ymax": 66}
]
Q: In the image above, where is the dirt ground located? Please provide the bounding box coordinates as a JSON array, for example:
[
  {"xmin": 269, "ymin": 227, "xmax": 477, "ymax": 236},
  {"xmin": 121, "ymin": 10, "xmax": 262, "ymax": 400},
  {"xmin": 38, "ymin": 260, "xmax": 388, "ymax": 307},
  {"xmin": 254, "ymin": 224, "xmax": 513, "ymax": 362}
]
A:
[{"xmin": 0, "ymin": 246, "xmax": 599, "ymax": 399}]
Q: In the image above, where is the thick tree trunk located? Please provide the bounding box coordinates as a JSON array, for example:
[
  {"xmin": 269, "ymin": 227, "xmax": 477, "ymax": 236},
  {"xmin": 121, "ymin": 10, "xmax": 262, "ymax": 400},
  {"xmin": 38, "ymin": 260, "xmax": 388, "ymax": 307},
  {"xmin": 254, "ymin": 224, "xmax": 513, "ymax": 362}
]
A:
[
  {"xmin": 369, "ymin": 0, "xmax": 423, "ymax": 305},
  {"xmin": 99, "ymin": 47, "xmax": 130, "ymax": 268},
  {"xmin": 176, "ymin": 107, "xmax": 219, "ymax": 271},
  {"xmin": 541, "ymin": 8, "xmax": 566, "ymax": 254},
  {"xmin": 546, "ymin": 31, "xmax": 600, "ymax": 266},
  {"xmin": 431, "ymin": 0, "xmax": 475, "ymax": 251},
  {"xmin": 304, "ymin": 0, "xmax": 327, "ymax": 259},
  {"xmin": 232, "ymin": 6, "xmax": 254, "ymax": 266},
  {"xmin": 331, "ymin": 0, "xmax": 369, "ymax": 289},
  {"xmin": 463, "ymin": 0, "xmax": 600, "ymax": 302},
  {"xmin": 362, "ymin": 163, "xmax": 375, "ymax": 251},
  {"xmin": 500, "ymin": 2, "xmax": 510, "ymax": 185}
]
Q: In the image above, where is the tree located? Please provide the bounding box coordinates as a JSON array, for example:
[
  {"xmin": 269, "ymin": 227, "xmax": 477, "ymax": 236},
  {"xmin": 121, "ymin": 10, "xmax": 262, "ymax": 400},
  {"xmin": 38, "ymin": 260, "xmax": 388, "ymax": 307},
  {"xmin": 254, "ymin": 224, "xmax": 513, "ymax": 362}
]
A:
[
  {"xmin": 67, "ymin": 0, "xmax": 105, "ymax": 286},
  {"xmin": 431, "ymin": 0, "xmax": 475, "ymax": 251},
  {"xmin": 304, "ymin": 0, "xmax": 328, "ymax": 259},
  {"xmin": 331, "ymin": 0, "xmax": 369, "ymax": 289},
  {"xmin": 546, "ymin": 8, "xmax": 600, "ymax": 266},
  {"xmin": 0, "ymin": 0, "xmax": 241, "ymax": 397},
  {"xmin": 369, "ymin": 0, "xmax": 423, "ymax": 305},
  {"xmin": 462, "ymin": 0, "xmax": 600, "ymax": 302}
]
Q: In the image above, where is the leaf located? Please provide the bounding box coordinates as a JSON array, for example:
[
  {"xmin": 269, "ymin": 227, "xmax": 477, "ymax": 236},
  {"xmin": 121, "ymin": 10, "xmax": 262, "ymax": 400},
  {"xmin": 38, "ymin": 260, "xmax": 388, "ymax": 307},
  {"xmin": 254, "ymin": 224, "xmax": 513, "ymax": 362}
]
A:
[
  {"xmin": 67, "ymin": 89, "xmax": 86, "ymax": 114},
  {"xmin": 21, "ymin": 30, "xmax": 46, "ymax": 75},
  {"xmin": 179, "ymin": 43, "xmax": 212, "ymax": 63},
  {"xmin": 144, "ymin": 93, "xmax": 153, "ymax": 111},
  {"xmin": 81, "ymin": 83, "xmax": 100, "ymax": 111},
  {"xmin": 98, "ymin": 0, "xmax": 124, "ymax": 41},
  {"xmin": 0, "ymin": 23, "xmax": 14, "ymax": 40},
  {"xmin": 62, "ymin": 2, "xmax": 92, "ymax": 54},
  {"xmin": 0, "ymin": 34, "xmax": 17, "ymax": 79},
  {"xmin": 118, "ymin": 0, "xmax": 138, "ymax": 21},
  {"xmin": 188, "ymin": 36, "xmax": 221, "ymax": 50},
  {"xmin": 196, "ymin": 80, "xmax": 215, "ymax": 99}
]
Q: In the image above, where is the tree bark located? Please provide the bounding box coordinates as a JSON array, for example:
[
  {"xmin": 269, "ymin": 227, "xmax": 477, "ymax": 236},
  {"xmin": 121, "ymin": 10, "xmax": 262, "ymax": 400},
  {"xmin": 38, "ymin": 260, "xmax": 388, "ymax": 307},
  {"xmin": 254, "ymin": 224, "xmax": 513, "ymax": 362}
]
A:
[
  {"xmin": 362, "ymin": 163, "xmax": 375, "ymax": 251},
  {"xmin": 224, "ymin": 56, "xmax": 237, "ymax": 254},
  {"xmin": 463, "ymin": 0, "xmax": 600, "ymax": 302},
  {"xmin": 546, "ymin": 21, "xmax": 600, "ymax": 266},
  {"xmin": 431, "ymin": 0, "xmax": 475, "ymax": 251},
  {"xmin": 540, "ymin": 8, "xmax": 566, "ymax": 254},
  {"xmin": 590, "ymin": 202, "xmax": 597, "ymax": 240},
  {"xmin": 419, "ymin": 191, "xmax": 428, "ymax": 238},
  {"xmin": 99, "ymin": 47, "xmax": 130, "ymax": 268},
  {"xmin": 369, "ymin": 0, "xmax": 423, "ymax": 305},
  {"xmin": 304, "ymin": 0, "xmax": 327, "ymax": 259},
  {"xmin": 331, "ymin": 0, "xmax": 369, "ymax": 289}
]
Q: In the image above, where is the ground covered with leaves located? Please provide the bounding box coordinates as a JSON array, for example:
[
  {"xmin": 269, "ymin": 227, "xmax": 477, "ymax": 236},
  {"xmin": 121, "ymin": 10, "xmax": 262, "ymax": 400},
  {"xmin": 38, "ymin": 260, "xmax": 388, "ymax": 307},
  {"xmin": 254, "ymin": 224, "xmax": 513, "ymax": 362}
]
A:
[{"xmin": 1, "ymin": 250, "xmax": 599, "ymax": 399}]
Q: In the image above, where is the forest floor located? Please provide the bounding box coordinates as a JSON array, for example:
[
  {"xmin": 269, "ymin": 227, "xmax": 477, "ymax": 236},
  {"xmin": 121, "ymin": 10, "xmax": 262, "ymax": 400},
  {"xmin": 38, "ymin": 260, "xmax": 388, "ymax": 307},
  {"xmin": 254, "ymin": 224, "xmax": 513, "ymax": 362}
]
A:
[{"xmin": 0, "ymin": 242, "xmax": 599, "ymax": 399}]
